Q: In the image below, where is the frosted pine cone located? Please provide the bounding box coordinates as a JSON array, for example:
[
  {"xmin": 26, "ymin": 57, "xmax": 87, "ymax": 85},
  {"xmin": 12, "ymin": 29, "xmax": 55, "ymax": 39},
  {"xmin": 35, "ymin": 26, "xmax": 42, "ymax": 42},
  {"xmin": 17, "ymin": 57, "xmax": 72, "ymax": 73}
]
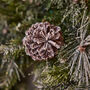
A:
[{"xmin": 23, "ymin": 22, "xmax": 63, "ymax": 60}]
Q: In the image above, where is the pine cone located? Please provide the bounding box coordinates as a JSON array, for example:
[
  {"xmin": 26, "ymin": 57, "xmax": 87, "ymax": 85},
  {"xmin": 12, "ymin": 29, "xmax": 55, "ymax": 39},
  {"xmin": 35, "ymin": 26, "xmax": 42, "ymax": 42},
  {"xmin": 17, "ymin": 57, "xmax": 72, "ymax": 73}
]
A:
[{"xmin": 23, "ymin": 22, "xmax": 63, "ymax": 60}]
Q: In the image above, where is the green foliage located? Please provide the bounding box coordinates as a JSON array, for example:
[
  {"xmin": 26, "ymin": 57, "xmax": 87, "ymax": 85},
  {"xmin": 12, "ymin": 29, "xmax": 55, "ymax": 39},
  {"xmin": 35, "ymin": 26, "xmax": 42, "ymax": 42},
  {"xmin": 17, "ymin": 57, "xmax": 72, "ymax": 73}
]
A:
[
  {"xmin": 34, "ymin": 64, "xmax": 70, "ymax": 89},
  {"xmin": 0, "ymin": 0, "xmax": 89, "ymax": 90}
]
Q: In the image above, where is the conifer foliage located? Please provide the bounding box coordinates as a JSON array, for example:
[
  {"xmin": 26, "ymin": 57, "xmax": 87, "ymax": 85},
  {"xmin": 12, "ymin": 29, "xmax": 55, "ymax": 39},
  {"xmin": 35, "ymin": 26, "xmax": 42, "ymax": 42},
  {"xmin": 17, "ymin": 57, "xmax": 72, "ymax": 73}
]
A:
[{"xmin": 0, "ymin": 0, "xmax": 89, "ymax": 90}]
